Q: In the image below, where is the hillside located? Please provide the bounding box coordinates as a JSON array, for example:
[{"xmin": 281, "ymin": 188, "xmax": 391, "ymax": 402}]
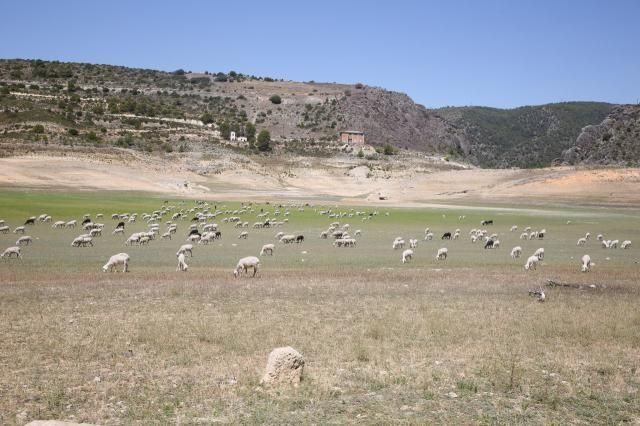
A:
[
  {"xmin": 560, "ymin": 104, "xmax": 640, "ymax": 166},
  {"xmin": 0, "ymin": 59, "xmax": 631, "ymax": 168}
]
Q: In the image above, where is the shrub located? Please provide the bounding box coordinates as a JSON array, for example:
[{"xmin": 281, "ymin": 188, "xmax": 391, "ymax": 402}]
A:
[
  {"xmin": 86, "ymin": 131, "xmax": 98, "ymax": 141},
  {"xmin": 162, "ymin": 143, "xmax": 173, "ymax": 153},
  {"xmin": 269, "ymin": 95, "xmax": 282, "ymax": 104},
  {"xmin": 68, "ymin": 128, "xmax": 79, "ymax": 136},
  {"xmin": 383, "ymin": 144, "xmax": 396, "ymax": 155},
  {"xmin": 32, "ymin": 124, "xmax": 45, "ymax": 134},
  {"xmin": 357, "ymin": 149, "xmax": 364, "ymax": 158},
  {"xmin": 355, "ymin": 83, "xmax": 364, "ymax": 89}
]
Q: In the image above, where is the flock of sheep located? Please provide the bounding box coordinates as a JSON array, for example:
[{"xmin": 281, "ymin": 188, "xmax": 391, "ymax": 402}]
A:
[{"xmin": 0, "ymin": 204, "xmax": 633, "ymax": 281}]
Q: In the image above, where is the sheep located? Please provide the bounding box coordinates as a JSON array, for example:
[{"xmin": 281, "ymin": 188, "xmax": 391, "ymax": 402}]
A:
[
  {"xmin": 260, "ymin": 243, "xmax": 275, "ymax": 256},
  {"xmin": 103, "ymin": 253, "xmax": 130, "ymax": 272},
  {"xmin": 484, "ymin": 240, "xmax": 495, "ymax": 249},
  {"xmin": 621, "ymin": 240, "xmax": 632, "ymax": 249},
  {"xmin": 233, "ymin": 256, "xmax": 260, "ymax": 278},
  {"xmin": 24, "ymin": 217, "xmax": 36, "ymax": 226},
  {"xmin": 585, "ymin": 232, "xmax": 591, "ymax": 240},
  {"xmin": 596, "ymin": 234, "xmax": 604, "ymax": 241},
  {"xmin": 71, "ymin": 236, "xmax": 93, "ymax": 247},
  {"xmin": 524, "ymin": 255, "xmax": 539, "ymax": 271},
  {"xmin": 610, "ymin": 239, "xmax": 619, "ymax": 249},
  {"xmin": 436, "ymin": 248, "xmax": 448, "ymax": 260},
  {"xmin": 492, "ymin": 240, "xmax": 500, "ymax": 249},
  {"xmin": 510, "ymin": 225, "xmax": 518, "ymax": 232},
  {"xmin": 89, "ymin": 228, "xmax": 102, "ymax": 237},
  {"xmin": 441, "ymin": 232, "xmax": 452, "ymax": 240},
  {"xmin": 1, "ymin": 246, "xmax": 21, "ymax": 259},
  {"xmin": 601, "ymin": 240, "xmax": 610, "ymax": 249},
  {"xmin": 452, "ymin": 232, "xmax": 460, "ymax": 240},
  {"xmin": 577, "ymin": 237, "xmax": 587, "ymax": 246},
  {"xmin": 581, "ymin": 254, "xmax": 592, "ymax": 272},
  {"xmin": 65, "ymin": 220, "xmax": 77, "ymax": 228},
  {"xmin": 14, "ymin": 226, "xmax": 26, "ymax": 234},
  {"xmin": 510, "ymin": 246, "xmax": 522, "ymax": 259},
  {"xmin": 139, "ymin": 236, "xmax": 151, "ymax": 245},
  {"xmin": 176, "ymin": 252, "xmax": 188, "ymax": 272},
  {"xmin": 187, "ymin": 234, "xmax": 201, "ymax": 243},
  {"xmin": 409, "ymin": 239, "xmax": 418, "ymax": 249},
  {"xmin": 238, "ymin": 231, "xmax": 249, "ymax": 239},
  {"xmin": 402, "ymin": 249, "xmax": 414, "ymax": 264},
  {"xmin": 534, "ymin": 248, "xmax": 545, "ymax": 260},
  {"xmin": 520, "ymin": 232, "xmax": 529, "ymax": 240},
  {"xmin": 470, "ymin": 235, "xmax": 478, "ymax": 243},
  {"xmin": 354, "ymin": 229, "xmax": 362, "ymax": 237},
  {"xmin": 161, "ymin": 232, "xmax": 172, "ymax": 240},
  {"xmin": 528, "ymin": 287, "xmax": 546, "ymax": 302},
  {"xmin": 295, "ymin": 235, "xmax": 305, "ymax": 243},
  {"xmin": 0, "ymin": 226, "xmax": 9, "ymax": 234},
  {"xmin": 392, "ymin": 239, "xmax": 405, "ymax": 250},
  {"xmin": 52, "ymin": 221, "xmax": 66, "ymax": 228},
  {"xmin": 177, "ymin": 244, "xmax": 193, "ymax": 257},
  {"xmin": 424, "ymin": 232, "xmax": 434, "ymax": 241},
  {"xmin": 280, "ymin": 234, "xmax": 296, "ymax": 244},
  {"xmin": 16, "ymin": 236, "xmax": 33, "ymax": 246}
]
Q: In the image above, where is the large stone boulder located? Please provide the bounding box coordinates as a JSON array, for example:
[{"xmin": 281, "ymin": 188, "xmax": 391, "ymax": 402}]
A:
[{"xmin": 260, "ymin": 346, "xmax": 305, "ymax": 385}]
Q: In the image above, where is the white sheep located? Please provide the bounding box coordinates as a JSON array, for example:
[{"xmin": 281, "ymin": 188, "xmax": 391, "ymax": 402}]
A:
[
  {"xmin": 534, "ymin": 248, "xmax": 545, "ymax": 260},
  {"xmin": 0, "ymin": 226, "xmax": 9, "ymax": 234},
  {"xmin": 402, "ymin": 249, "xmax": 414, "ymax": 264},
  {"xmin": 161, "ymin": 232, "xmax": 172, "ymax": 240},
  {"xmin": 52, "ymin": 220, "xmax": 66, "ymax": 228},
  {"xmin": 16, "ymin": 236, "xmax": 33, "ymax": 246},
  {"xmin": 585, "ymin": 232, "xmax": 591, "ymax": 240},
  {"xmin": 492, "ymin": 240, "xmax": 500, "ymax": 249},
  {"xmin": 610, "ymin": 239, "xmax": 619, "ymax": 249},
  {"xmin": 238, "ymin": 231, "xmax": 248, "ymax": 239},
  {"xmin": 520, "ymin": 232, "xmax": 529, "ymax": 240},
  {"xmin": 177, "ymin": 244, "xmax": 194, "ymax": 257},
  {"xmin": 510, "ymin": 246, "xmax": 522, "ymax": 259},
  {"xmin": 280, "ymin": 234, "xmax": 296, "ymax": 244},
  {"xmin": 1, "ymin": 246, "xmax": 21, "ymax": 259},
  {"xmin": 436, "ymin": 248, "xmax": 448, "ymax": 260},
  {"xmin": 176, "ymin": 252, "xmax": 188, "ymax": 272},
  {"xmin": 409, "ymin": 239, "xmax": 418, "ymax": 249},
  {"xmin": 524, "ymin": 255, "xmax": 539, "ymax": 271},
  {"xmin": 577, "ymin": 237, "xmax": 586, "ymax": 246},
  {"xmin": 65, "ymin": 220, "xmax": 77, "ymax": 228},
  {"xmin": 14, "ymin": 226, "xmax": 25, "ymax": 234},
  {"xmin": 510, "ymin": 225, "xmax": 518, "ymax": 232},
  {"xmin": 354, "ymin": 229, "xmax": 362, "ymax": 236},
  {"xmin": 596, "ymin": 234, "xmax": 604, "ymax": 241},
  {"xmin": 233, "ymin": 256, "xmax": 260, "ymax": 278},
  {"xmin": 103, "ymin": 253, "xmax": 130, "ymax": 272},
  {"xmin": 260, "ymin": 243, "xmax": 275, "ymax": 256},
  {"xmin": 581, "ymin": 254, "xmax": 592, "ymax": 272},
  {"xmin": 621, "ymin": 240, "xmax": 632, "ymax": 249},
  {"xmin": 71, "ymin": 236, "xmax": 93, "ymax": 247},
  {"xmin": 392, "ymin": 239, "xmax": 405, "ymax": 250},
  {"xmin": 424, "ymin": 232, "xmax": 434, "ymax": 241}
]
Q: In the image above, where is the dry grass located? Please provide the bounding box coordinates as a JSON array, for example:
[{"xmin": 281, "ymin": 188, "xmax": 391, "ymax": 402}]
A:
[{"xmin": 1, "ymin": 266, "xmax": 639, "ymax": 424}]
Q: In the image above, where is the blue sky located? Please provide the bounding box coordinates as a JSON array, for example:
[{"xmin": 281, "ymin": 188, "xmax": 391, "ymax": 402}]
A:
[{"xmin": 2, "ymin": 0, "xmax": 639, "ymax": 108}]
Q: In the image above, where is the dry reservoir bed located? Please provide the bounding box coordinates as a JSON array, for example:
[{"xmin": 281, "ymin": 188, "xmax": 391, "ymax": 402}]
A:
[{"xmin": 0, "ymin": 191, "xmax": 639, "ymax": 424}]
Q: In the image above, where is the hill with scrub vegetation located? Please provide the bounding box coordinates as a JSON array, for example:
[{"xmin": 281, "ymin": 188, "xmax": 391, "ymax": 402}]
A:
[{"xmin": 0, "ymin": 58, "xmax": 635, "ymax": 167}]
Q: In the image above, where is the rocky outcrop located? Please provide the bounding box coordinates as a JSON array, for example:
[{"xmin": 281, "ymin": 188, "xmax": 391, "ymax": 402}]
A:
[
  {"xmin": 561, "ymin": 105, "xmax": 640, "ymax": 166},
  {"xmin": 260, "ymin": 346, "xmax": 305, "ymax": 385}
]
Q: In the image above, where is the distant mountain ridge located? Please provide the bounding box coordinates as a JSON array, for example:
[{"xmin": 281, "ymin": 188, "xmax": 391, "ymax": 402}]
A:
[{"xmin": 0, "ymin": 58, "xmax": 634, "ymax": 167}]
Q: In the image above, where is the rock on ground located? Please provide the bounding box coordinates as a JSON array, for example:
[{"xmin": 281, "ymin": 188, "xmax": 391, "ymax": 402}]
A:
[{"xmin": 261, "ymin": 346, "xmax": 305, "ymax": 385}]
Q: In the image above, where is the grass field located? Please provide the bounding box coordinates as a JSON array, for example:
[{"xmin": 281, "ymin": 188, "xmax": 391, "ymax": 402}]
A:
[{"xmin": 1, "ymin": 190, "xmax": 639, "ymax": 424}]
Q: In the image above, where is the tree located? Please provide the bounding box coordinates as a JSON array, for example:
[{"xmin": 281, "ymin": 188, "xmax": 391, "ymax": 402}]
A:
[
  {"xmin": 357, "ymin": 148, "xmax": 364, "ymax": 158},
  {"xmin": 257, "ymin": 130, "xmax": 272, "ymax": 152},
  {"xmin": 269, "ymin": 95, "xmax": 282, "ymax": 104},
  {"xmin": 200, "ymin": 112, "xmax": 214, "ymax": 125},
  {"xmin": 245, "ymin": 122, "xmax": 256, "ymax": 142},
  {"xmin": 219, "ymin": 121, "xmax": 230, "ymax": 139}
]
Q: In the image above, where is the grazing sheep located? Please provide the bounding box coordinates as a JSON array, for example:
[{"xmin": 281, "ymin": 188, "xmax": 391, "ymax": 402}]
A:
[
  {"xmin": 436, "ymin": 248, "xmax": 448, "ymax": 260},
  {"xmin": 233, "ymin": 256, "xmax": 260, "ymax": 278},
  {"xmin": 520, "ymin": 232, "xmax": 529, "ymax": 240},
  {"xmin": 621, "ymin": 240, "xmax": 632, "ymax": 249},
  {"xmin": 452, "ymin": 232, "xmax": 460, "ymax": 240},
  {"xmin": 14, "ymin": 226, "xmax": 25, "ymax": 234},
  {"xmin": 280, "ymin": 234, "xmax": 296, "ymax": 244},
  {"xmin": 601, "ymin": 240, "xmax": 611, "ymax": 249},
  {"xmin": 139, "ymin": 236, "xmax": 151, "ymax": 245},
  {"xmin": 0, "ymin": 226, "xmax": 9, "ymax": 234},
  {"xmin": 187, "ymin": 234, "xmax": 201, "ymax": 243},
  {"xmin": 577, "ymin": 237, "xmax": 587, "ymax": 246},
  {"xmin": 481, "ymin": 219, "xmax": 493, "ymax": 226},
  {"xmin": 581, "ymin": 254, "xmax": 592, "ymax": 272},
  {"xmin": 260, "ymin": 243, "xmax": 275, "ymax": 256},
  {"xmin": 103, "ymin": 253, "xmax": 130, "ymax": 272},
  {"xmin": 409, "ymin": 239, "xmax": 418, "ymax": 249},
  {"xmin": 596, "ymin": 234, "xmax": 604, "ymax": 241},
  {"xmin": 529, "ymin": 287, "xmax": 546, "ymax": 302},
  {"xmin": 484, "ymin": 240, "xmax": 495, "ymax": 249},
  {"xmin": 16, "ymin": 236, "xmax": 33, "ymax": 246},
  {"xmin": 492, "ymin": 240, "xmax": 500, "ymax": 249},
  {"xmin": 424, "ymin": 232, "xmax": 434, "ymax": 241},
  {"xmin": 392, "ymin": 239, "xmax": 405, "ymax": 250},
  {"xmin": 176, "ymin": 252, "xmax": 188, "ymax": 272},
  {"xmin": 534, "ymin": 248, "xmax": 545, "ymax": 260},
  {"xmin": 402, "ymin": 249, "xmax": 414, "ymax": 264},
  {"xmin": 510, "ymin": 246, "xmax": 522, "ymax": 259},
  {"xmin": 52, "ymin": 220, "xmax": 66, "ymax": 228},
  {"xmin": 510, "ymin": 225, "xmax": 518, "ymax": 232},
  {"xmin": 89, "ymin": 228, "xmax": 102, "ymax": 237},
  {"xmin": 295, "ymin": 235, "xmax": 305, "ymax": 243},
  {"xmin": 161, "ymin": 232, "xmax": 172, "ymax": 240},
  {"xmin": 441, "ymin": 232, "xmax": 452, "ymax": 240},
  {"xmin": 1, "ymin": 246, "xmax": 21, "ymax": 259},
  {"xmin": 177, "ymin": 244, "xmax": 193, "ymax": 257},
  {"xmin": 610, "ymin": 239, "xmax": 619, "ymax": 249},
  {"xmin": 71, "ymin": 236, "xmax": 93, "ymax": 247},
  {"xmin": 354, "ymin": 229, "xmax": 362, "ymax": 236},
  {"xmin": 238, "ymin": 231, "xmax": 249, "ymax": 239},
  {"xmin": 585, "ymin": 232, "xmax": 591, "ymax": 240},
  {"xmin": 24, "ymin": 218, "xmax": 36, "ymax": 226},
  {"xmin": 65, "ymin": 220, "xmax": 77, "ymax": 228},
  {"xmin": 524, "ymin": 255, "xmax": 539, "ymax": 271}
]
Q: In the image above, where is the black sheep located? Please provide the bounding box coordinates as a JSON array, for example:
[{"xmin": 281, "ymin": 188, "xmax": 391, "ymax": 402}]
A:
[{"xmin": 441, "ymin": 232, "xmax": 452, "ymax": 240}]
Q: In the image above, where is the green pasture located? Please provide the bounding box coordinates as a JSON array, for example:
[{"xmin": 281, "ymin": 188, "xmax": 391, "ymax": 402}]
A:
[{"xmin": 1, "ymin": 190, "xmax": 638, "ymax": 275}]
